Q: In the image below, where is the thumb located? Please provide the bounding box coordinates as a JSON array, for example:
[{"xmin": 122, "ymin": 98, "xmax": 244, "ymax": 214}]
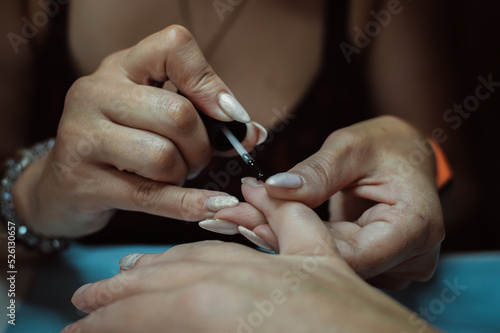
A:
[
  {"xmin": 241, "ymin": 177, "xmax": 339, "ymax": 257},
  {"xmin": 265, "ymin": 130, "xmax": 374, "ymax": 207}
]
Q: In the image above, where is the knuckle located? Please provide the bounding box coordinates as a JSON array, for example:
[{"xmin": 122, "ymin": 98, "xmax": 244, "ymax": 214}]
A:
[
  {"xmin": 163, "ymin": 98, "xmax": 198, "ymax": 133},
  {"xmin": 176, "ymin": 190, "xmax": 202, "ymax": 221},
  {"xmin": 187, "ymin": 64, "xmax": 217, "ymax": 93},
  {"xmin": 331, "ymin": 126, "xmax": 370, "ymax": 155},
  {"xmin": 304, "ymin": 154, "xmax": 335, "ymax": 190},
  {"xmin": 148, "ymin": 140, "xmax": 178, "ymax": 171},
  {"xmin": 161, "ymin": 24, "xmax": 194, "ymax": 48},
  {"xmin": 100, "ymin": 50, "xmax": 125, "ymax": 68},
  {"xmin": 65, "ymin": 76, "xmax": 94, "ymax": 103}
]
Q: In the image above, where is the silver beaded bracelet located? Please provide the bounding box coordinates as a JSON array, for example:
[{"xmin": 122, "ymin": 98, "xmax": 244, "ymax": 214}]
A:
[{"xmin": 1, "ymin": 138, "xmax": 70, "ymax": 254}]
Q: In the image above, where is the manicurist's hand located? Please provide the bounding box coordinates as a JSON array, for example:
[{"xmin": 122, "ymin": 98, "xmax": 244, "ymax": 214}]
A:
[
  {"xmin": 13, "ymin": 25, "xmax": 267, "ymax": 238},
  {"xmin": 206, "ymin": 116, "xmax": 445, "ymax": 289},
  {"xmin": 66, "ymin": 178, "xmax": 438, "ymax": 333}
]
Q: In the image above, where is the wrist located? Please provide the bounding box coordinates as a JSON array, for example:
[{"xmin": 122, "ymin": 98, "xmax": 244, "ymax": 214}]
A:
[
  {"xmin": 1, "ymin": 139, "xmax": 70, "ymax": 254},
  {"xmin": 13, "ymin": 155, "xmax": 48, "ymax": 235}
]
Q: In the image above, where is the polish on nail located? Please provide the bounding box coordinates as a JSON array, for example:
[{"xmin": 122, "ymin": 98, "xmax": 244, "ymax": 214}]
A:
[
  {"xmin": 218, "ymin": 93, "xmax": 251, "ymax": 123},
  {"xmin": 73, "ymin": 283, "xmax": 92, "ymax": 297},
  {"xmin": 252, "ymin": 122, "xmax": 268, "ymax": 145},
  {"xmin": 241, "ymin": 177, "xmax": 264, "ymax": 188},
  {"xmin": 266, "ymin": 172, "xmax": 303, "ymax": 189},
  {"xmin": 238, "ymin": 226, "xmax": 274, "ymax": 251},
  {"xmin": 119, "ymin": 253, "xmax": 145, "ymax": 271},
  {"xmin": 199, "ymin": 219, "xmax": 239, "ymax": 235},
  {"xmin": 206, "ymin": 195, "xmax": 239, "ymax": 211}
]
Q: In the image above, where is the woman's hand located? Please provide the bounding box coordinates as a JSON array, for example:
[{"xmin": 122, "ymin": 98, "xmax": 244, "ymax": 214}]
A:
[
  {"xmin": 66, "ymin": 179, "xmax": 437, "ymax": 333},
  {"xmin": 13, "ymin": 25, "xmax": 266, "ymax": 238},
  {"xmin": 204, "ymin": 116, "xmax": 445, "ymax": 289}
]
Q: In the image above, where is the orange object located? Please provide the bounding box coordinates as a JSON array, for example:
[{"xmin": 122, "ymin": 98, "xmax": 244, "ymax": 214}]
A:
[{"xmin": 428, "ymin": 138, "xmax": 453, "ymax": 190}]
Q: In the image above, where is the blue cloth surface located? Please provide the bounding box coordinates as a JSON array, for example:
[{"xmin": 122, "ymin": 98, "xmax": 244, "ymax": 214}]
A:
[
  {"xmin": 4, "ymin": 245, "xmax": 500, "ymax": 333},
  {"xmin": 387, "ymin": 252, "xmax": 500, "ymax": 333}
]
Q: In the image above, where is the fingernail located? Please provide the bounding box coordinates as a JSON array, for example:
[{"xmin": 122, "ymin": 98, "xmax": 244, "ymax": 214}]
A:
[
  {"xmin": 199, "ymin": 219, "xmax": 239, "ymax": 235},
  {"xmin": 252, "ymin": 122, "xmax": 268, "ymax": 145},
  {"xmin": 241, "ymin": 177, "xmax": 264, "ymax": 188},
  {"xmin": 73, "ymin": 283, "xmax": 92, "ymax": 297},
  {"xmin": 266, "ymin": 172, "xmax": 303, "ymax": 189},
  {"xmin": 186, "ymin": 167, "xmax": 203, "ymax": 181},
  {"xmin": 119, "ymin": 253, "xmax": 144, "ymax": 271},
  {"xmin": 238, "ymin": 226, "xmax": 274, "ymax": 251},
  {"xmin": 218, "ymin": 93, "xmax": 251, "ymax": 123},
  {"xmin": 206, "ymin": 195, "xmax": 239, "ymax": 211}
]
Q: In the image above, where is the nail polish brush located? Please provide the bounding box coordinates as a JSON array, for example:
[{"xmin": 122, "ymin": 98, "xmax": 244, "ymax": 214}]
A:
[
  {"xmin": 179, "ymin": 92, "xmax": 265, "ymax": 180},
  {"xmin": 220, "ymin": 126, "xmax": 265, "ymax": 181}
]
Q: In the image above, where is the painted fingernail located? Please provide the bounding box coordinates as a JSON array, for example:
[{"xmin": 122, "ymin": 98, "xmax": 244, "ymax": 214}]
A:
[
  {"xmin": 266, "ymin": 172, "xmax": 303, "ymax": 189},
  {"xmin": 241, "ymin": 177, "xmax": 264, "ymax": 188},
  {"xmin": 186, "ymin": 167, "xmax": 203, "ymax": 181},
  {"xmin": 119, "ymin": 253, "xmax": 144, "ymax": 271},
  {"xmin": 218, "ymin": 93, "xmax": 251, "ymax": 123},
  {"xmin": 206, "ymin": 195, "xmax": 239, "ymax": 211},
  {"xmin": 252, "ymin": 122, "xmax": 268, "ymax": 145},
  {"xmin": 199, "ymin": 219, "xmax": 239, "ymax": 235},
  {"xmin": 238, "ymin": 226, "xmax": 274, "ymax": 251},
  {"xmin": 73, "ymin": 283, "xmax": 92, "ymax": 297}
]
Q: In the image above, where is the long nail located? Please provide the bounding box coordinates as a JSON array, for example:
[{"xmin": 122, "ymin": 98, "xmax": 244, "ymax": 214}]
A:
[
  {"xmin": 252, "ymin": 122, "xmax": 268, "ymax": 145},
  {"xmin": 199, "ymin": 219, "xmax": 239, "ymax": 235},
  {"xmin": 238, "ymin": 226, "xmax": 274, "ymax": 251},
  {"xmin": 241, "ymin": 177, "xmax": 264, "ymax": 188},
  {"xmin": 119, "ymin": 253, "xmax": 144, "ymax": 271},
  {"xmin": 218, "ymin": 93, "xmax": 251, "ymax": 123},
  {"xmin": 73, "ymin": 283, "xmax": 92, "ymax": 297},
  {"xmin": 266, "ymin": 172, "xmax": 303, "ymax": 189},
  {"xmin": 206, "ymin": 195, "xmax": 239, "ymax": 211}
]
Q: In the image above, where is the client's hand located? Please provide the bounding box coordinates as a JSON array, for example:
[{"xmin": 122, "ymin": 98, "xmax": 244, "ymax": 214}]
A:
[
  {"xmin": 13, "ymin": 25, "xmax": 266, "ymax": 238},
  {"xmin": 66, "ymin": 179, "xmax": 437, "ymax": 333},
  {"xmin": 206, "ymin": 116, "xmax": 444, "ymax": 289}
]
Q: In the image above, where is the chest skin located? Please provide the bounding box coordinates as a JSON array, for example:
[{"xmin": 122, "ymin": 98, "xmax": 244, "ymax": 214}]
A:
[{"xmin": 67, "ymin": 0, "xmax": 325, "ymax": 127}]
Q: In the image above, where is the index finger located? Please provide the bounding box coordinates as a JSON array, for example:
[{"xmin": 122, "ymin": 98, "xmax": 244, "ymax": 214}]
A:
[
  {"xmin": 117, "ymin": 25, "xmax": 250, "ymax": 123},
  {"xmin": 240, "ymin": 178, "xmax": 340, "ymax": 258}
]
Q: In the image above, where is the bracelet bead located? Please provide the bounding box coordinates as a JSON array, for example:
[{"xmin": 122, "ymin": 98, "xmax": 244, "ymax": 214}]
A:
[{"xmin": 0, "ymin": 138, "xmax": 70, "ymax": 254}]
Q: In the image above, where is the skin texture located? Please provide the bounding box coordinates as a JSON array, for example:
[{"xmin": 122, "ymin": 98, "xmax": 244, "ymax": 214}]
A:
[
  {"xmin": 13, "ymin": 26, "xmax": 266, "ymax": 238},
  {"xmin": 65, "ymin": 182, "xmax": 439, "ymax": 333},
  {"xmin": 213, "ymin": 116, "xmax": 444, "ymax": 289}
]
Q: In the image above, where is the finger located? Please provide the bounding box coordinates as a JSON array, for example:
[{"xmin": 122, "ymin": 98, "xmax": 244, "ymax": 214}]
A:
[
  {"xmin": 90, "ymin": 121, "xmax": 188, "ymax": 184},
  {"xmin": 99, "ymin": 87, "xmax": 211, "ymax": 177},
  {"xmin": 331, "ymin": 203, "xmax": 430, "ymax": 279},
  {"xmin": 93, "ymin": 167, "xmax": 239, "ymax": 221},
  {"xmin": 211, "ymin": 203, "xmax": 267, "ymax": 230},
  {"xmin": 328, "ymin": 191, "xmax": 376, "ymax": 222},
  {"xmin": 120, "ymin": 241, "xmax": 259, "ymax": 271},
  {"xmin": 241, "ymin": 177, "xmax": 340, "ymax": 258},
  {"xmin": 118, "ymin": 25, "xmax": 250, "ymax": 123},
  {"xmin": 264, "ymin": 127, "xmax": 376, "ymax": 208},
  {"xmin": 66, "ymin": 293, "xmax": 167, "ymax": 332},
  {"xmin": 382, "ymin": 248, "xmax": 440, "ymax": 282},
  {"xmin": 208, "ymin": 203, "xmax": 279, "ymax": 250},
  {"xmin": 68, "ymin": 288, "xmax": 226, "ymax": 333},
  {"xmin": 71, "ymin": 261, "xmax": 221, "ymax": 313}
]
